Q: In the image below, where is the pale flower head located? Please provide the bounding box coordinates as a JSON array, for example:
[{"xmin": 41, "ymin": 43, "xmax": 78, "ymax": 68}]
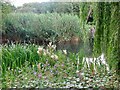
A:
[
  {"xmin": 51, "ymin": 45, "xmax": 56, "ymax": 50},
  {"xmin": 43, "ymin": 52, "xmax": 47, "ymax": 56},
  {"xmin": 48, "ymin": 42, "xmax": 56, "ymax": 50},
  {"xmin": 43, "ymin": 49, "xmax": 50, "ymax": 56},
  {"xmin": 38, "ymin": 73, "xmax": 42, "ymax": 78},
  {"xmin": 38, "ymin": 46, "xmax": 43, "ymax": 51},
  {"xmin": 76, "ymin": 70, "xmax": 79, "ymax": 74},
  {"xmin": 51, "ymin": 54, "xmax": 58, "ymax": 60},
  {"xmin": 48, "ymin": 42, "xmax": 52, "ymax": 47},
  {"xmin": 37, "ymin": 46, "xmax": 44, "ymax": 55},
  {"xmin": 63, "ymin": 49, "xmax": 67, "ymax": 55}
]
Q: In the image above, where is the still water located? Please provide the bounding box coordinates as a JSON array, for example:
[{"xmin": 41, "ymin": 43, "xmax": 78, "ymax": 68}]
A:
[{"xmin": 56, "ymin": 40, "xmax": 83, "ymax": 53}]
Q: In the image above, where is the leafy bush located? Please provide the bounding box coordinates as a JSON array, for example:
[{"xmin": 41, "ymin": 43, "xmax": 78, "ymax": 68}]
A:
[{"xmin": 3, "ymin": 13, "xmax": 81, "ymax": 42}]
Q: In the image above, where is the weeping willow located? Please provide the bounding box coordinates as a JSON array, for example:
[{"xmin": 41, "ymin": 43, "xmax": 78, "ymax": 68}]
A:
[
  {"xmin": 79, "ymin": 2, "xmax": 93, "ymax": 56},
  {"xmin": 103, "ymin": 2, "xmax": 111, "ymax": 54},
  {"xmin": 93, "ymin": 2, "xmax": 105, "ymax": 55},
  {"xmin": 79, "ymin": 2, "xmax": 89, "ymax": 29},
  {"xmin": 107, "ymin": 2, "xmax": 120, "ymax": 74},
  {"xmin": 79, "ymin": 2, "xmax": 119, "ymax": 74},
  {"xmin": 93, "ymin": 2, "xmax": 120, "ymax": 74}
]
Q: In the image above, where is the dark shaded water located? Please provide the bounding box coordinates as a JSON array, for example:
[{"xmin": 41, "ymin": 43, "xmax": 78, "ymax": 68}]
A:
[{"xmin": 56, "ymin": 41, "xmax": 83, "ymax": 53}]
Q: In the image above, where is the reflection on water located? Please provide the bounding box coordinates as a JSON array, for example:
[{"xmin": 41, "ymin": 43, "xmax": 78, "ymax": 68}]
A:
[{"xmin": 56, "ymin": 40, "xmax": 83, "ymax": 53}]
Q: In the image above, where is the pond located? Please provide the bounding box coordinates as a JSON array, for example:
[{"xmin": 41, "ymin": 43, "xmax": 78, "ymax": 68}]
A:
[{"xmin": 56, "ymin": 40, "xmax": 83, "ymax": 53}]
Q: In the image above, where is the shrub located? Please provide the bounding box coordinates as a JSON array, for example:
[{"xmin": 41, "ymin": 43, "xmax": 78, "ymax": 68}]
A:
[{"xmin": 3, "ymin": 13, "xmax": 81, "ymax": 42}]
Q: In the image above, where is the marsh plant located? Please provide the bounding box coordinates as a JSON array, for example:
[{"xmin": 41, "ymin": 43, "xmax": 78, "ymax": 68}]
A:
[{"xmin": 1, "ymin": 44, "xmax": 119, "ymax": 88}]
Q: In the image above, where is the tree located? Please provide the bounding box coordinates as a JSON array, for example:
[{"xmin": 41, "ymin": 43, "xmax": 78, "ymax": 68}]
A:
[
  {"xmin": 16, "ymin": 2, "xmax": 80, "ymax": 16},
  {"xmin": 93, "ymin": 2, "xmax": 120, "ymax": 74},
  {"xmin": 1, "ymin": 0, "xmax": 15, "ymax": 34}
]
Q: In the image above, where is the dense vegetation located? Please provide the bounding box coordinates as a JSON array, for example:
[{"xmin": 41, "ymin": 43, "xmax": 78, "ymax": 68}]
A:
[
  {"xmin": 0, "ymin": 1, "xmax": 15, "ymax": 33},
  {"xmin": 93, "ymin": 2, "xmax": 120, "ymax": 75},
  {"xmin": 1, "ymin": 43, "xmax": 119, "ymax": 88},
  {"xmin": 16, "ymin": 2, "xmax": 80, "ymax": 16},
  {"xmin": 3, "ymin": 13, "xmax": 81, "ymax": 43},
  {"xmin": 1, "ymin": 1, "xmax": 120, "ymax": 89},
  {"xmin": 79, "ymin": 2, "xmax": 120, "ymax": 75}
]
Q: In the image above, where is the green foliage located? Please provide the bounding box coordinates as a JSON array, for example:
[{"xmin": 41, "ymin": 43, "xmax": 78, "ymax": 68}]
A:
[
  {"xmin": 1, "ymin": 3, "xmax": 13, "ymax": 16},
  {"xmin": 1, "ymin": 44, "xmax": 39, "ymax": 72},
  {"xmin": 80, "ymin": 2, "xmax": 120, "ymax": 74},
  {"xmin": 93, "ymin": 2, "xmax": 105, "ymax": 55},
  {"xmin": 93, "ymin": 2, "xmax": 120, "ymax": 74},
  {"xmin": 0, "ymin": 1, "xmax": 15, "ymax": 35},
  {"xmin": 107, "ymin": 3, "xmax": 120, "ymax": 73},
  {"xmin": 1, "ymin": 44, "xmax": 119, "ymax": 88},
  {"xmin": 16, "ymin": 2, "xmax": 80, "ymax": 16},
  {"xmin": 3, "ymin": 13, "xmax": 81, "ymax": 42},
  {"xmin": 79, "ymin": 2, "xmax": 89, "ymax": 29},
  {"xmin": 103, "ymin": 2, "xmax": 111, "ymax": 54},
  {"xmin": 79, "ymin": 3, "xmax": 94, "ymax": 56}
]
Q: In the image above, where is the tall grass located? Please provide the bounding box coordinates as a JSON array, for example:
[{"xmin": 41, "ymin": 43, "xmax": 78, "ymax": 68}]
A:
[{"xmin": 1, "ymin": 44, "xmax": 39, "ymax": 71}]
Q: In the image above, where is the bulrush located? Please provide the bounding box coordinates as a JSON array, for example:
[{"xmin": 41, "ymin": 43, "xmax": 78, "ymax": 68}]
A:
[{"xmin": 51, "ymin": 54, "xmax": 58, "ymax": 60}]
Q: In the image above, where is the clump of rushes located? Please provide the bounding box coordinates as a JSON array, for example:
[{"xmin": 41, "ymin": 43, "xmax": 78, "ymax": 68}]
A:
[{"xmin": 2, "ymin": 43, "xmax": 39, "ymax": 70}]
